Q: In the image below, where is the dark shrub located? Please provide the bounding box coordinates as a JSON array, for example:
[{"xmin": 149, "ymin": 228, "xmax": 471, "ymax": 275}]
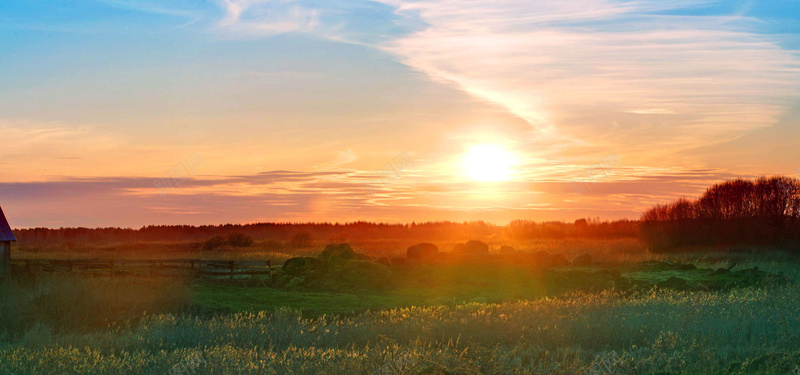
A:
[
  {"xmin": 319, "ymin": 243, "xmax": 356, "ymax": 259},
  {"xmin": 226, "ymin": 233, "xmax": 253, "ymax": 247},
  {"xmin": 202, "ymin": 236, "xmax": 226, "ymax": 250},
  {"xmin": 282, "ymin": 257, "xmax": 306, "ymax": 276},
  {"xmin": 286, "ymin": 277, "xmax": 306, "ymax": 289},
  {"xmin": 319, "ymin": 243, "xmax": 357, "ymax": 270},
  {"xmin": 407, "ymin": 243, "xmax": 438, "ymax": 259},
  {"xmin": 282, "ymin": 257, "xmax": 321, "ymax": 276}
]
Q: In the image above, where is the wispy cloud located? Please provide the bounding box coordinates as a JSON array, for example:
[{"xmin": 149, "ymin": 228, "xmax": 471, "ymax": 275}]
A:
[
  {"xmin": 374, "ymin": 0, "xmax": 800, "ymax": 153},
  {"xmin": 0, "ymin": 121, "xmax": 120, "ymax": 161},
  {"xmin": 92, "ymin": 0, "xmax": 201, "ymax": 18},
  {"xmin": 212, "ymin": 0, "xmax": 412, "ymax": 43},
  {"xmin": 216, "ymin": 0, "xmax": 320, "ymax": 36},
  {"xmin": 210, "ymin": 0, "xmax": 800, "ymax": 163}
]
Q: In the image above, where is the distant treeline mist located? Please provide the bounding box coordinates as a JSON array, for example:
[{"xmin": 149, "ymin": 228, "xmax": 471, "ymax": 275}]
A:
[
  {"xmin": 642, "ymin": 176, "xmax": 800, "ymax": 251},
  {"xmin": 17, "ymin": 176, "xmax": 799, "ymax": 251},
  {"xmin": 14, "ymin": 219, "xmax": 639, "ymax": 245}
]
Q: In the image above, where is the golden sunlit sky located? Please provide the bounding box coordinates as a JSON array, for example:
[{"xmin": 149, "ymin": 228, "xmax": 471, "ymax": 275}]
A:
[{"xmin": 2, "ymin": 0, "xmax": 800, "ymax": 227}]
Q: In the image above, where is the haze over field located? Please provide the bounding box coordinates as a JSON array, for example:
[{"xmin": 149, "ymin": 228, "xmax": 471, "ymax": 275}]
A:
[{"xmin": 2, "ymin": 0, "xmax": 800, "ymax": 227}]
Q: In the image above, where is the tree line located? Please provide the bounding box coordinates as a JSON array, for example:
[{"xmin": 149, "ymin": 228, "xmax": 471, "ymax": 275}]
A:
[
  {"xmin": 14, "ymin": 219, "xmax": 638, "ymax": 246},
  {"xmin": 641, "ymin": 176, "xmax": 800, "ymax": 251}
]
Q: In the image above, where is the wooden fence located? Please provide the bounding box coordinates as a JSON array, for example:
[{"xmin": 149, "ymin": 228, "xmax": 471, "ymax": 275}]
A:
[{"xmin": 8, "ymin": 258, "xmax": 275, "ymax": 280}]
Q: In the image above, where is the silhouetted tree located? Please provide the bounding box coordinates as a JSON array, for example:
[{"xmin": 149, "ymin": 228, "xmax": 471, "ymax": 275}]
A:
[{"xmin": 641, "ymin": 176, "xmax": 800, "ymax": 252}]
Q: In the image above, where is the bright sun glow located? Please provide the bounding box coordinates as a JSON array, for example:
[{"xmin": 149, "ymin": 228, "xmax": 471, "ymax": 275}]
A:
[{"xmin": 461, "ymin": 144, "xmax": 516, "ymax": 182}]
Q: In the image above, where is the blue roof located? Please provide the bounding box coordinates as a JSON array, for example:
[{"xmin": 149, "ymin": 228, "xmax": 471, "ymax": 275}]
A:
[{"xmin": 0, "ymin": 206, "xmax": 16, "ymax": 242}]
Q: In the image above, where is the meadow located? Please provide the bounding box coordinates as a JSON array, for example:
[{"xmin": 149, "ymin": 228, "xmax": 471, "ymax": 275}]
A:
[{"xmin": 2, "ymin": 238, "xmax": 799, "ymax": 374}]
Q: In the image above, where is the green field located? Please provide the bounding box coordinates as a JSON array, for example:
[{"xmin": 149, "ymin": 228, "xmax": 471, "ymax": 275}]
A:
[
  {"xmin": 192, "ymin": 257, "xmax": 791, "ymax": 316},
  {"xmin": 2, "ymin": 244, "xmax": 800, "ymax": 374}
]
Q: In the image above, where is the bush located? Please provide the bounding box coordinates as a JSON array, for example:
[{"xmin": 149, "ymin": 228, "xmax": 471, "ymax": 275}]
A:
[
  {"xmin": 499, "ymin": 245, "xmax": 516, "ymax": 253},
  {"xmin": 226, "ymin": 233, "xmax": 253, "ymax": 248},
  {"xmin": 406, "ymin": 243, "xmax": 438, "ymax": 259},
  {"xmin": 202, "ymin": 236, "xmax": 226, "ymax": 250},
  {"xmin": 318, "ymin": 243, "xmax": 357, "ymax": 268},
  {"xmin": 282, "ymin": 257, "xmax": 321, "ymax": 276}
]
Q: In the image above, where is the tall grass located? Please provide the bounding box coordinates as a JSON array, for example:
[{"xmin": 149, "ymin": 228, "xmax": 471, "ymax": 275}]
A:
[
  {"xmin": 2, "ymin": 282, "xmax": 799, "ymax": 374},
  {"xmin": 2, "ymin": 248, "xmax": 800, "ymax": 374},
  {"xmin": 0, "ymin": 274, "xmax": 190, "ymax": 343}
]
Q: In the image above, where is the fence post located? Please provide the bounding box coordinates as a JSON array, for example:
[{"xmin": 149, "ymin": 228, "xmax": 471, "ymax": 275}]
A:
[
  {"xmin": 0, "ymin": 242, "xmax": 9, "ymax": 279},
  {"xmin": 229, "ymin": 260, "xmax": 235, "ymax": 280},
  {"xmin": 267, "ymin": 260, "xmax": 272, "ymax": 283}
]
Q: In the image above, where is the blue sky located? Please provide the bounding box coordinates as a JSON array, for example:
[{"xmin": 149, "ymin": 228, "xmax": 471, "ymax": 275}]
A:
[{"xmin": 1, "ymin": 0, "xmax": 800, "ymax": 227}]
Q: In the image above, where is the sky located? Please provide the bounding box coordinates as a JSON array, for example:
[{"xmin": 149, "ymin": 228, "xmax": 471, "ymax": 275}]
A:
[{"xmin": 1, "ymin": 0, "xmax": 800, "ymax": 228}]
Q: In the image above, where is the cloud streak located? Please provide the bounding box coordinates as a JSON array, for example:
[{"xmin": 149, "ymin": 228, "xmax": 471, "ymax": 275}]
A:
[
  {"xmin": 375, "ymin": 0, "xmax": 800, "ymax": 153},
  {"xmin": 211, "ymin": 0, "xmax": 800, "ymax": 163},
  {"xmin": 216, "ymin": 0, "xmax": 320, "ymax": 36},
  {"xmin": 0, "ymin": 164, "xmax": 747, "ymax": 228}
]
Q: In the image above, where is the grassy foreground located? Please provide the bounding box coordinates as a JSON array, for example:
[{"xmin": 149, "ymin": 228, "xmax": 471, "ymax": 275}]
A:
[
  {"xmin": 1, "ymin": 253, "xmax": 799, "ymax": 374},
  {"xmin": 1, "ymin": 282, "xmax": 800, "ymax": 373}
]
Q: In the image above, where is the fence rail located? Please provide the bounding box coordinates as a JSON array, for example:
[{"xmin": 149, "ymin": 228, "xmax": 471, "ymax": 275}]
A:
[{"xmin": 9, "ymin": 258, "xmax": 275, "ymax": 280}]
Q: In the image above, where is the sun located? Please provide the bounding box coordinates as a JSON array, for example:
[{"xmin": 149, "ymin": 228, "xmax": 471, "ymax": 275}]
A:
[{"xmin": 461, "ymin": 144, "xmax": 516, "ymax": 182}]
